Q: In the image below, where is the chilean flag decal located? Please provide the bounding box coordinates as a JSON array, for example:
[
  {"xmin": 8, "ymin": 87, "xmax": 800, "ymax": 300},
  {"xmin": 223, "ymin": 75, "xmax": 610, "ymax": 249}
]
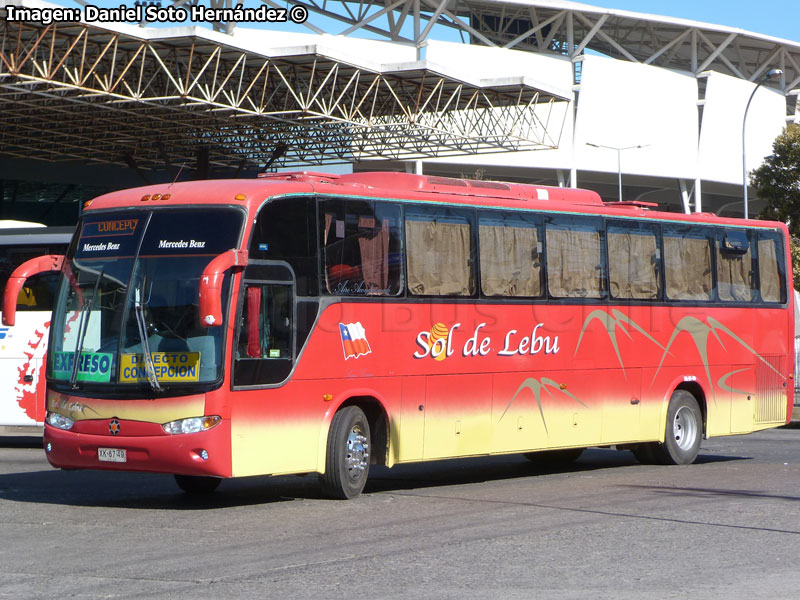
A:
[{"xmin": 339, "ymin": 322, "xmax": 372, "ymax": 360}]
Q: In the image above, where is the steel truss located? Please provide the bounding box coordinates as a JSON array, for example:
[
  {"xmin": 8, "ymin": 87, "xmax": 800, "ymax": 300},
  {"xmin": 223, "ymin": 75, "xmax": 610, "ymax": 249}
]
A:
[
  {"xmin": 246, "ymin": 0, "xmax": 800, "ymax": 91},
  {"xmin": 0, "ymin": 15, "xmax": 564, "ymax": 170}
]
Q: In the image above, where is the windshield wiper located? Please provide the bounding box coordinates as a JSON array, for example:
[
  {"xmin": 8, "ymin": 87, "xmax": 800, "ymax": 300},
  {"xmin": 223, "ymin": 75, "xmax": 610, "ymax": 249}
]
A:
[
  {"xmin": 70, "ymin": 267, "xmax": 103, "ymax": 388},
  {"xmin": 134, "ymin": 286, "xmax": 163, "ymax": 393}
]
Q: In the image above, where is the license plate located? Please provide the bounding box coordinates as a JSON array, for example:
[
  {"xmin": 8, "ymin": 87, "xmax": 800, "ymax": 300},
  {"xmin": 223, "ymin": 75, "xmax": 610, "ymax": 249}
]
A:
[{"xmin": 98, "ymin": 448, "xmax": 127, "ymax": 463}]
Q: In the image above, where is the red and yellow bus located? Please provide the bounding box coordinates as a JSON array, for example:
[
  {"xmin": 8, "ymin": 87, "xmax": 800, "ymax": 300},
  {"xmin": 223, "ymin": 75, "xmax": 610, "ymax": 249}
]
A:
[{"xmin": 3, "ymin": 172, "xmax": 793, "ymax": 498}]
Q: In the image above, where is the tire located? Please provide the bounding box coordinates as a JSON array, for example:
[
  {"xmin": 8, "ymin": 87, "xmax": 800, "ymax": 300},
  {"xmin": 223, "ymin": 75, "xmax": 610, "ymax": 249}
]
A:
[
  {"xmin": 174, "ymin": 474, "xmax": 221, "ymax": 494},
  {"xmin": 320, "ymin": 406, "xmax": 371, "ymax": 499},
  {"xmin": 651, "ymin": 390, "xmax": 703, "ymax": 465},
  {"xmin": 524, "ymin": 447, "xmax": 584, "ymax": 465}
]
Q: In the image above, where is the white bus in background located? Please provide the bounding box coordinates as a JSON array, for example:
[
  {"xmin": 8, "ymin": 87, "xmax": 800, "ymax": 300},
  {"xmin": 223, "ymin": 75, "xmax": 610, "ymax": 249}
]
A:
[{"xmin": 0, "ymin": 223, "xmax": 72, "ymax": 433}]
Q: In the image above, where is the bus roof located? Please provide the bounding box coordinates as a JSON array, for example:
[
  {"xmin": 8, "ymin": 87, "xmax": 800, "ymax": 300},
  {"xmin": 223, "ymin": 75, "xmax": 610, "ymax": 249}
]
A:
[
  {"xmin": 83, "ymin": 172, "xmax": 783, "ymax": 230},
  {"xmin": 0, "ymin": 225, "xmax": 74, "ymax": 246},
  {"xmin": 0, "ymin": 219, "xmax": 45, "ymax": 229}
]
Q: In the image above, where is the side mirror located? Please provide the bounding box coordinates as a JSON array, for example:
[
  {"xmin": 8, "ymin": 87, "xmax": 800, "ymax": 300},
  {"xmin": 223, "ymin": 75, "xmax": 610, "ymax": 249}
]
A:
[
  {"xmin": 2, "ymin": 255, "xmax": 64, "ymax": 326},
  {"xmin": 198, "ymin": 249, "xmax": 248, "ymax": 327}
]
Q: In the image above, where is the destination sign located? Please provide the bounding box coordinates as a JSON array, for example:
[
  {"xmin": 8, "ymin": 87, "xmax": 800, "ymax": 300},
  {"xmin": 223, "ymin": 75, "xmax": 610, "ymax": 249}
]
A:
[
  {"xmin": 81, "ymin": 219, "xmax": 139, "ymax": 238},
  {"xmin": 52, "ymin": 351, "xmax": 113, "ymax": 383},
  {"xmin": 75, "ymin": 214, "xmax": 145, "ymax": 258},
  {"xmin": 119, "ymin": 352, "xmax": 201, "ymax": 383}
]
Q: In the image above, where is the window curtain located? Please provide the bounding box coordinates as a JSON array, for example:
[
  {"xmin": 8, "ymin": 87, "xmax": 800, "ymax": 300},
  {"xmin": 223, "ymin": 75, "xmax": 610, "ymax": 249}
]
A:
[
  {"xmin": 358, "ymin": 219, "xmax": 390, "ymax": 293},
  {"xmin": 323, "ymin": 213, "xmax": 334, "ymax": 292},
  {"xmin": 759, "ymin": 238, "xmax": 781, "ymax": 302},
  {"xmin": 546, "ymin": 227, "xmax": 602, "ymax": 298},
  {"xmin": 479, "ymin": 223, "xmax": 541, "ymax": 297},
  {"xmin": 664, "ymin": 235, "xmax": 712, "ymax": 300},
  {"xmin": 608, "ymin": 231, "xmax": 660, "ymax": 299},
  {"xmin": 717, "ymin": 245, "xmax": 754, "ymax": 301},
  {"xmin": 406, "ymin": 218, "xmax": 473, "ymax": 295}
]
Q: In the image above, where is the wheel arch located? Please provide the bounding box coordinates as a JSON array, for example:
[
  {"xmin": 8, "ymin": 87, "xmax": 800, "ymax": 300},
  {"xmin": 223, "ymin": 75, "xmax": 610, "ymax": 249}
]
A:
[
  {"xmin": 317, "ymin": 392, "xmax": 391, "ymax": 473},
  {"xmin": 673, "ymin": 381, "xmax": 708, "ymax": 437},
  {"xmin": 655, "ymin": 378, "xmax": 709, "ymax": 442},
  {"xmin": 337, "ymin": 396, "xmax": 390, "ymax": 467}
]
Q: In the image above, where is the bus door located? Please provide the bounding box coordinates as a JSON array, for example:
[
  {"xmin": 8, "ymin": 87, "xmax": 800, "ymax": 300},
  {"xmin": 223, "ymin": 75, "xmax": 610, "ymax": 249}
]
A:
[{"xmin": 231, "ymin": 261, "xmax": 321, "ymax": 476}]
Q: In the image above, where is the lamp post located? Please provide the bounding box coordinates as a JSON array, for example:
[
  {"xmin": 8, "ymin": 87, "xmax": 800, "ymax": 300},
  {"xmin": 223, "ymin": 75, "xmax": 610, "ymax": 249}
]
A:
[
  {"xmin": 742, "ymin": 68, "xmax": 783, "ymax": 220},
  {"xmin": 586, "ymin": 143, "xmax": 649, "ymax": 202}
]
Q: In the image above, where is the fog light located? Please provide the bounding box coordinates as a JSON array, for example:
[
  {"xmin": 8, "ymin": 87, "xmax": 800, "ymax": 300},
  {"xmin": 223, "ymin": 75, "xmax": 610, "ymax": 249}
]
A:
[
  {"xmin": 200, "ymin": 450, "xmax": 209, "ymax": 460},
  {"xmin": 46, "ymin": 443, "xmax": 52, "ymax": 452}
]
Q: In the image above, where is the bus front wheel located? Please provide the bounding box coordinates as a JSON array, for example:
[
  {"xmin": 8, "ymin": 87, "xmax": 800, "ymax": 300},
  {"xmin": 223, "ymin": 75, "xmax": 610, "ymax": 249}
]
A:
[
  {"xmin": 636, "ymin": 390, "xmax": 702, "ymax": 465},
  {"xmin": 320, "ymin": 406, "xmax": 371, "ymax": 499}
]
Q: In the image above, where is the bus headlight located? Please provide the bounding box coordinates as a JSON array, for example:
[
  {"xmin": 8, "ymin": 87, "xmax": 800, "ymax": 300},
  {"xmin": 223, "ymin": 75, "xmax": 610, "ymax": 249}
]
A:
[
  {"xmin": 46, "ymin": 412, "xmax": 74, "ymax": 431},
  {"xmin": 162, "ymin": 416, "xmax": 221, "ymax": 435}
]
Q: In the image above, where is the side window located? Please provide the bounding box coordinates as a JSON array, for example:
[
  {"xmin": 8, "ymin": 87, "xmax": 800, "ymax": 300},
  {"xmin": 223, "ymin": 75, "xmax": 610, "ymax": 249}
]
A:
[
  {"xmin": 406, "ymin": 207, "xmax": 475, "ymax": 296},
  {"xmin": 717, "ymin": 229, "xmax": 756, "ymax": 302},
  {"xmin": 663, "ymin": 227, "xmax": 714, "ymax": 301},
  {"xmin": 233, "ymin": 267, "xmax": 295, "ymax": 386},
  {"xmin": 237, "ymin": 284, "xmax": 293, "ymax": 360},
  {"xmin": 249, "ymin": 197, "xmax": 317, "ymax": 296},
  {"xmin": 607, "ymin": 221, "xmax": 661, "ymax": 300},
  {"xmin": 757, "ymin": 232, "xmax": 786, "ymax": 303},
  {"xmin": 545, "ymin": 216, "xmax": 605, "ymax": 298},
  {"xmin": 320, "ymin": 199, "xmax": 403, "ymax": 296},
  {"xmin": 479, "ymin": 212, "xmax": 542, "ymax": 298}
]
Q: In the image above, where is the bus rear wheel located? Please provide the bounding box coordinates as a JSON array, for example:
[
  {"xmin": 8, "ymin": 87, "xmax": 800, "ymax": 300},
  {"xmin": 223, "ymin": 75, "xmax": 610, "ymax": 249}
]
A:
[
  {"xmin": 320, "ymin": 406, "xmax": 371, "ymax": 499},
  {"xmin": 174, "ymin": 474, "xmax": 221, "ymax": 494},
  {"xmin": 638, "ymin": 390, "xmax": 702, "ymax": 465}
]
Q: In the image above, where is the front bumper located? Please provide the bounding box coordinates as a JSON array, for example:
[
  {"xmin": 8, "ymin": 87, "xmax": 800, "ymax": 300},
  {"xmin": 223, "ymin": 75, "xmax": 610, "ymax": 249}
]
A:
[{"xmin": 43, "ymin": 418, "xmax": 232, "ymax": 477}]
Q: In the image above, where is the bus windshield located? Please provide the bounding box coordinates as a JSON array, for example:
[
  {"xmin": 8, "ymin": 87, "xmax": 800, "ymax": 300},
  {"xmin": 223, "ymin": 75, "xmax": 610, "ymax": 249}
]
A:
[{"xmin": 48, "ymin": 207, "xmax": 245, "ymax": 392}]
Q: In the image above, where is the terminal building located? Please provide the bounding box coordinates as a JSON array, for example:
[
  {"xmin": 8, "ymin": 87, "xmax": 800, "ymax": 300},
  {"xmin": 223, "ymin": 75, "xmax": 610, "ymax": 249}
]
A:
[{"xmin": 1, "ymin": 0, "xmax": 799, "ymax": 225}]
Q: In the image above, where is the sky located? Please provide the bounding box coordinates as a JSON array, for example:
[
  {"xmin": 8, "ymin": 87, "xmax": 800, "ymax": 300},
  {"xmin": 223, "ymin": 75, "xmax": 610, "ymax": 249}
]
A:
[{"xmin": 585, "ymin": 1, "xmax": 800, "ymax": 43}]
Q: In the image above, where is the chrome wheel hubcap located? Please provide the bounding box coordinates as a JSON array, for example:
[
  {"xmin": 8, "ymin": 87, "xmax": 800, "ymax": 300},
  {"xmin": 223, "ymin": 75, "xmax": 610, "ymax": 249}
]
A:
[
  {"xmin": 673, "ymin": 406, "xmax": 698, "ymax": 451},
  {"xmin": 345, "ymin": 425, "xmax": 369, "ymax": 479}
]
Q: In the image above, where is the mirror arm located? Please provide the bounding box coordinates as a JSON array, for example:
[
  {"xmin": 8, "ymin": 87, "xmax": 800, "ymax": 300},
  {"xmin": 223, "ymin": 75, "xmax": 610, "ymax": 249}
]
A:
[
  {"xmin": 198, "ymin": 249, "xmax": 248, "ymax": 327},
  {"xmin": 2, "ymin": 255, "xmax": 65, "ymax": 326}
]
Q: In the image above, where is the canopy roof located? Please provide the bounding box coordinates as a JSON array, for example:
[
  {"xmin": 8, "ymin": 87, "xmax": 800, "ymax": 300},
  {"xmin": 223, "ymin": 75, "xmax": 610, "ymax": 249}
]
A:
[
  {"xmin": 0, "ymin": 0, "xmax": 569, "ymax": 170},
  {"xmin": 268, "ymin": 0, "xmax": 799, "ymax": 89}
]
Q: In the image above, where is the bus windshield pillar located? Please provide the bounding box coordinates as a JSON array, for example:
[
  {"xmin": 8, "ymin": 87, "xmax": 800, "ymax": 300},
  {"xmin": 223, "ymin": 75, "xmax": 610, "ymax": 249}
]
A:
[
  {"xmin": 198, "ymin": 249, "xmax": 248, "ymax": 327},
  {"xmin": 2, "ymin": 254, "xmax": 64, "ymax": 326}
]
